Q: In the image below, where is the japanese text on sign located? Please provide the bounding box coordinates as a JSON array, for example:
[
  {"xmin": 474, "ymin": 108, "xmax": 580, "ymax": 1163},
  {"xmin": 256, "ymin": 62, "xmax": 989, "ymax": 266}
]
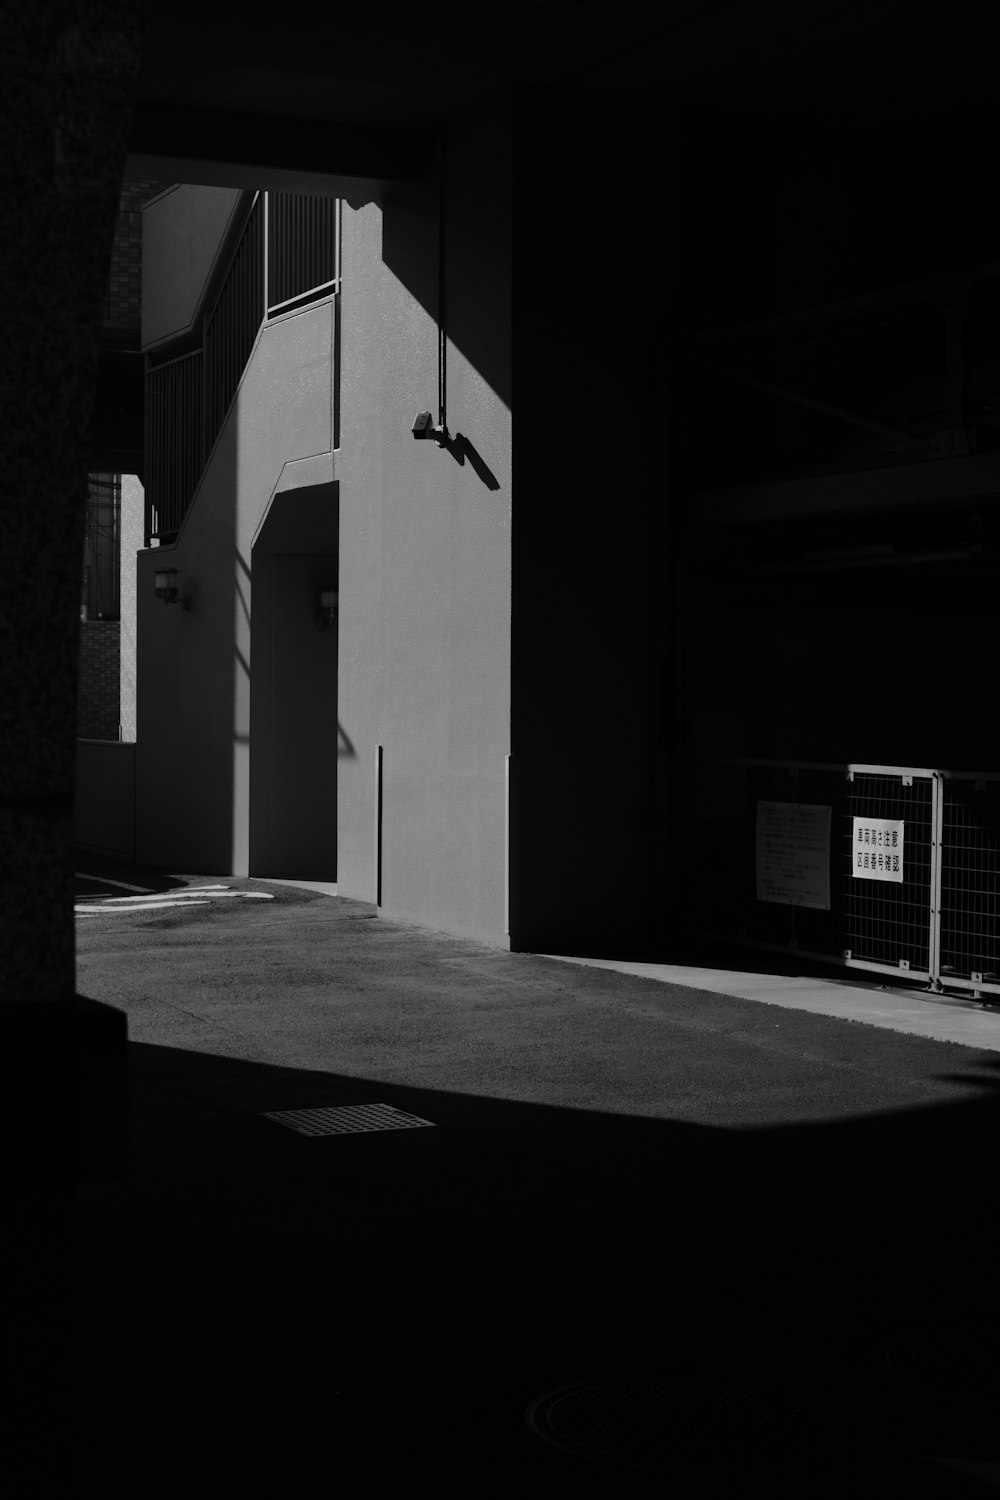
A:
[
  {"xmin": 851, "ymin": 817, "xmax": 904, "ymax": 882},
  {"xmin": 755, "ymin": 801, "xmax": 832, "ymax": 910}
]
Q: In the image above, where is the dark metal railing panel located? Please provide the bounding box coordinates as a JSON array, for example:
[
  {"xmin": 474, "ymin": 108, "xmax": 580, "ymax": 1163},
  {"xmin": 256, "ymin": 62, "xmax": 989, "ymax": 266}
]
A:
[
  {"xmin": 204, "ymin": 194, "xmax": 264, "ymax": 446},
  {"xmin": 145, "ymin": 190, "xmax": 340, "ymax": 542},
  {"xmin": 145, "ymin": 350, "xmax": 203, "ymax": 543},
  {"xmin": 267, "ymin": 193, "xmax": 339, "ymax": 312},
  {"xmin": 939, "ymin": 773, "xmax": 1000, "ymax": 992}
]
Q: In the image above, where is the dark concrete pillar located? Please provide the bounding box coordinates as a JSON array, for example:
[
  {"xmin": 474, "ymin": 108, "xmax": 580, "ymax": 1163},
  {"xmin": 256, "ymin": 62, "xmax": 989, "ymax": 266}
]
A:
[
  {"xmin": 1, "ymin": 9, "xmax": 144, "ymax": 1479},
  {"xmin": 509, "ymin": 93, "xmax": 666, "ymax": 953},
  {"xmin": 0, "ymin": 3, "xmax": 145, "ymax": 1002}
]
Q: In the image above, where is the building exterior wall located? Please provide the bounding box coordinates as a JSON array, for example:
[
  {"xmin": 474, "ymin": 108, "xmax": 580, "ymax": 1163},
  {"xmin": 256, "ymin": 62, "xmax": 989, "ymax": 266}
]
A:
[
  {"xmin": 141, "ymin": 184, "xmax": 243, "ymax": 352},
  {"xmin": 74, "ymin": 741, "xmax": 135, "ymax": 859},
  {"xmin": 336, "ymin": 96, "xmax": 513, "ymax": 942},
  {"xmin": 74, "ymin": 177, "xmax": 153, "ymax": 849},
  {"xmin": 136, "ymin": 299, "xmax": 335, "ymax": 873},
  {"xmin": 507, "ymin": 98, "xmax": 662, "ymax": 951},
  {"xmin": 82, "ymin": 472, "xmax": 120, "ymax": 620},
  {"xmin": 79, "ymin": 472, "xmax": 123, "ymax": 744},
  {"xmin": 77, "ymin": 622, "xmax": 120, "ymax": 741},
  {"xmin": 73, "ymin": 476, "xmax": 143, "ymax": 854},
  {"xmin": 105, "ymin": 180, "xmax": 168, "ymax": 332},
  {"xmin": 119, "ymin": 474, "xmax": 143, "ymax": 742},
  {"xmin": 137, "ymin": 97, "xmax": 513, "ymax": 944},
  {"xmin": 249, "ymin": 531, "xmax": 339, "ymax": 878}
]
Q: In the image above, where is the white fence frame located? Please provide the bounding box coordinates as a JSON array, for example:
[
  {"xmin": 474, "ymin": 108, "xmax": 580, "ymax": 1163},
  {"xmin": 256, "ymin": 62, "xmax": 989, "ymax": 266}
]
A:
[{"xmin": 684, "ymin": 758, "xmax": 1000, "ymax": 999}]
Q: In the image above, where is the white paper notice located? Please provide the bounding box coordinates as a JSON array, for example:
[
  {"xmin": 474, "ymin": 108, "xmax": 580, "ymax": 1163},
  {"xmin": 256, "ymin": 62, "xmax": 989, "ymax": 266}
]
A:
[
  {"xmin": 851, "ymin": 816, "xmax": 904, "ymax": 882},
  {"xmin": 755, "ymin": 801, "xmax": 832, "ymax": 910}
]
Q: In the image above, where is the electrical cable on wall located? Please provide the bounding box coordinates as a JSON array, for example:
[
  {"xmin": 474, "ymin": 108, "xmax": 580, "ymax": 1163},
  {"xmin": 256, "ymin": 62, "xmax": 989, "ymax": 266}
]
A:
[
  {"xmin": 437, "ymin": 123, "xmax": 448, "ymax": 441},
  {"xmin": 413, "ymin": 129, "xmax": 450, "ymax": 447}
]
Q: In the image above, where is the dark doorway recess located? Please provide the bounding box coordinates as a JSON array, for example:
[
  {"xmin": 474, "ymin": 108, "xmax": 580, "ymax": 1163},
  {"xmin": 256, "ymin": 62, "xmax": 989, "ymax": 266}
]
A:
[{"xmin": 250, "ymin": 482, "xmax": 339, "ymax": 878}]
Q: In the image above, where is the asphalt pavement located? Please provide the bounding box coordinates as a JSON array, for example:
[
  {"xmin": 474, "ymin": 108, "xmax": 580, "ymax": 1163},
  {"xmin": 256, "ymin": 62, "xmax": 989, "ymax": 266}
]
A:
[{"xmin": 65, "ymin": 855, "xmax": 1000, "ymax": 1494}]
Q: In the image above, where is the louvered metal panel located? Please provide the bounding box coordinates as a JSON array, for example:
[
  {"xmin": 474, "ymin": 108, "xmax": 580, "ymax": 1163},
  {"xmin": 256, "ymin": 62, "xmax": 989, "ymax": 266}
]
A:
[
  {"xmin": 267, "ymin": 193, "xmax": 339, "ymax": 313},
  {"xmin": 145, "ymin": 350, "xmax": 203, "ymax": 543},
  {"xmin": 263, "ymin": 1102, "xmax": 436, "ymax": 1136},
  {"xmin": 204, "ymin": 194, "xmax": 265, "ymax": 445}
]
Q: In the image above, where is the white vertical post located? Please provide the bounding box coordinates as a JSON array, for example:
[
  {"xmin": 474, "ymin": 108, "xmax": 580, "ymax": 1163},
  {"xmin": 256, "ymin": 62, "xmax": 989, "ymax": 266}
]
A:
[
  {"xmin": 262, "ymin": 191, "xmax": 269, "ymax": 317},
  {"xmin": 375, "ymin": 744, "xmax": 383, "ymax": 907},
  {"xmin": 928, "ymin": 770, "xmax": 944, "ymax": 992},
  {"xmin": 504, "ymin": 754, "xmax": 510, "ymax": 936}
]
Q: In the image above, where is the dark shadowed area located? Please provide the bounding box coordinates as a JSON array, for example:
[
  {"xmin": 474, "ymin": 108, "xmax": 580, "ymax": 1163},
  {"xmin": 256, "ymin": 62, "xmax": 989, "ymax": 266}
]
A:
[{"xmin": 66, "ymin": 877, "xmax": 1000, "ymax": 1492}]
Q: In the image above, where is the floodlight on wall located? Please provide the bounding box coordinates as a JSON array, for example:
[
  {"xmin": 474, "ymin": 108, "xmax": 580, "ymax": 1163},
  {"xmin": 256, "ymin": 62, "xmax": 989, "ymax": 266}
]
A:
[
  {"xmin": 154, "ymin": 567, "xmax": 190, "ymax": 609},
  {"xmin": 412, "ymin": 411, "xmax": 448, "ymax": 445},
  {"xmin": 315, "ymin": 587, "xmax": 338, "ymax": 631}
]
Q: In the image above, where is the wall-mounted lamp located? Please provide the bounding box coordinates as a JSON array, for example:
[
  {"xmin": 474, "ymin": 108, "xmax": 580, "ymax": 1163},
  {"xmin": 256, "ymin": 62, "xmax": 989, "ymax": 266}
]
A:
[
  {"xmin": 154, "ymin": 567, "xmax": 190, "ymax": 610},
  {"xmin": 412, "ymin": 410, "xmax": 449, "ymax": 445},
  {"xmin": 315, "ymin": 587, "xmax": 338, "ymax": 631}
]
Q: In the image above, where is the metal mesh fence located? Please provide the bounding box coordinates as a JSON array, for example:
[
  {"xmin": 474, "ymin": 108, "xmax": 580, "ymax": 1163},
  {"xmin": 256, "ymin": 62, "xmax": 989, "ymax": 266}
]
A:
[
  {"xmin": 939, "ymin": 774, "xmax": 1000, "ymax": 995},
  {"xmin": 842, "ymin": 771, "xmax": 934, "ymax": 976},
  {"xmin": 678, "ymin": 759, "xmax": 936, "ymax": 981}
]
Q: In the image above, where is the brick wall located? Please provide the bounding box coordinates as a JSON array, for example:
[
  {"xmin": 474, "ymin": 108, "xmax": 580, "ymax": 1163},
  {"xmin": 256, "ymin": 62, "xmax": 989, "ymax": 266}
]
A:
[
  {"xmin": 78, "ymin": 621, "xmax": 120, "ymax": 740},
  {"xmin": 104, "ymin": 180, "xmax": 169, "ymax": 331}
]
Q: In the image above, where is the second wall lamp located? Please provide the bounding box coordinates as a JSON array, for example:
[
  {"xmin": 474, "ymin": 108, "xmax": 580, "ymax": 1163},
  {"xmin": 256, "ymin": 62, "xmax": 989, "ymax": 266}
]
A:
[
  {"xmin": 154, "ymin": 567, "xmax": 191, "ymax": 610},
  {"xmin": 315, "ymin": 587, "xmax": 338, "ymax": 631}
]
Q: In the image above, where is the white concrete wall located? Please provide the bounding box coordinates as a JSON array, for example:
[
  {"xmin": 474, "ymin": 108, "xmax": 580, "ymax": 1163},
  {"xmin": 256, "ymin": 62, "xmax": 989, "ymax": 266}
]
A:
[
  {"xmin": 336, "ymin": 95, "xmax": 513, "ymax": 943},
  {"xmin": 136, "ymin": 134, "xmax": 513, "ymax": 945},
  {"xmin": 119, "ymin": 474, "xmax": 143, "ymax": 743},
  {"xmin": 136, "ymin": 300, "xmax": 335, "ymax": 874}
]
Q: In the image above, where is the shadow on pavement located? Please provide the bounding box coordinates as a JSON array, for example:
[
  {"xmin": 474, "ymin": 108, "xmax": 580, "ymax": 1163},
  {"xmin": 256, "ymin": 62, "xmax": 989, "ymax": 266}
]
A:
[
  {"xmin": 69, "ymin": 1041, "xmax": 1000, "ymax": 1494},
  {"xmin": 73, "ymin": 847, "xmax": 192, "ymax": 900},
  {"xmin": 554, "ymin": 930, "xmax": 912, "ymax": 985}
]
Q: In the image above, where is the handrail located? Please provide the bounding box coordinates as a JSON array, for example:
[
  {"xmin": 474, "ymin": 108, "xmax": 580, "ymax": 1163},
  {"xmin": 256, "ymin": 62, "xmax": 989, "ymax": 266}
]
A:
[
  {"xmin": 145, "ymin": 192, "xmax": 340, "ymax": 544},
  {"xmin": 204, "ymin": 195, "xmax": 264, "ymax": 451},
  {"xmin": 266, "ymin": 193, "xmax": 339, "ymax": 314},
  {"xmin": 145, "ymin": 349, "xmax": 202, "ymax": 543}
]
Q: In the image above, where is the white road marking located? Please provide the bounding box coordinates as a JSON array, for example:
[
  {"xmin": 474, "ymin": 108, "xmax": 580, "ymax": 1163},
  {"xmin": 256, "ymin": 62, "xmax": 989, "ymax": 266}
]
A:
[
  {"xmin": 76, "ymin": 899, "xmax": 212, "ymax": 916},
  {"xmin": 75, "ymin": 886, "xmax": 275, "ymax": 917},
  {"xmin": 96, "ymin": 884, "xmax": 230, "ymax": 904},
  {"xmin": 172, "ymin": 890, "xmax": 274, "ymax": 900}
]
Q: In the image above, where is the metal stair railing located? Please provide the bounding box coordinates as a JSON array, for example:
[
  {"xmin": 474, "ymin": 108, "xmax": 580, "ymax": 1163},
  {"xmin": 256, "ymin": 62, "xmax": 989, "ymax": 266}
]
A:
[{"xmin": 145, "ymin": 193, "xmax": 340, "ymax": 545}]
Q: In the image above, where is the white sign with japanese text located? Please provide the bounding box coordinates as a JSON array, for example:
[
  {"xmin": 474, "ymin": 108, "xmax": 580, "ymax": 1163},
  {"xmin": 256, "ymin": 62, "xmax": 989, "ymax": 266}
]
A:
[
  {"xmin": 755, "ymin": 801, "xmax": 832, "ymax": 910},
  {"xmin": 852, "ymin": 817, "xmax": 904, "ymax": 882}
]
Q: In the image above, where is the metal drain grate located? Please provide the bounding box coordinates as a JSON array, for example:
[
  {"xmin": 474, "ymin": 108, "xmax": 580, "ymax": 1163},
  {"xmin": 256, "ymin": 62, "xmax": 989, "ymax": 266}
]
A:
[
  {"xmin": 525, "ymin": 1373, "xmax": 833, "ymax": 1466},
  {"xmin": 262, "ymin": 1102, "xmax": 436, "ymax": 1137},
  {"xmin": 879, "ymin": 1323, "xmax": 1000, "ymax": 1390}
]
